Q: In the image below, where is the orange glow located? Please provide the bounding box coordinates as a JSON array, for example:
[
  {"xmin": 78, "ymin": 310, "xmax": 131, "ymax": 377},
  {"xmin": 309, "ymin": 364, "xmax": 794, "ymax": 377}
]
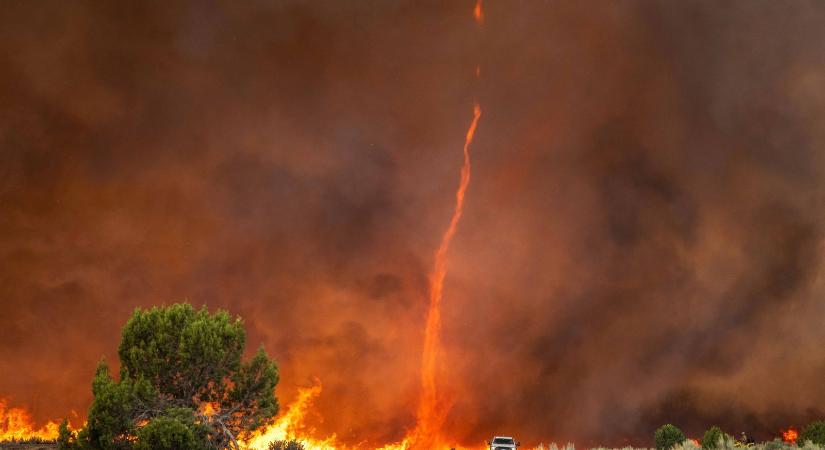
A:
[
  {"xmin": 473, "ymin": 0, "xmax": 484, "ymax": 24},
  {"xmin": 783, "ymin": 428, "xmax": 798, "ymax": 444},
  {"xmin": 0, "ymin": 397, "xmax": 61, "ymax": 442}
]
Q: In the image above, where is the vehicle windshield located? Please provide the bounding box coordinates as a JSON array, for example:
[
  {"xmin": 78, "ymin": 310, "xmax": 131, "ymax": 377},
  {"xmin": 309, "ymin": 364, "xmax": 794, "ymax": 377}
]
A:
[{"xmin": 493, "ymin": 438, "xmax": 515, "ymax": 445}]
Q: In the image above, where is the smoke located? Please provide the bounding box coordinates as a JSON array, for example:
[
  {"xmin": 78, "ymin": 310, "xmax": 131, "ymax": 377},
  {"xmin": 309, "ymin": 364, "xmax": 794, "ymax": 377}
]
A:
[{"xmin": 1, "ymin": 0, "xmax": 825, "ymax": 447}]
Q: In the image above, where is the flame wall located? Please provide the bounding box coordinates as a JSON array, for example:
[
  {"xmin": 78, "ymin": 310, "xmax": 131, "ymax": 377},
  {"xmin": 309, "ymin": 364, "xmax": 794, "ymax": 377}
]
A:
[{"xmin": 1, "ymin": 1, "xmax": 825, "ymax": 447}]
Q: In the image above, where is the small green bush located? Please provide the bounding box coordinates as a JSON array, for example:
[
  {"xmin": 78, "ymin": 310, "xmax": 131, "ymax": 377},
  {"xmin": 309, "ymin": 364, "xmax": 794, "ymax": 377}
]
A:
[
  {"xmin": 702, "ymin": 426, "xmax": 724, "ymax": 449},
  {"xmin": 134, "ymin": 408, "xmax": 209, "ymax": 450},
  {"xmin": 268, "ymin": 440, "xmax": 306, "ymax": 450},
  {"xmin": 799, "ymin": 421, "xmax": 825, "ymax": 446},
  {"xmin": 57, "ymin": 419, "xmax": 76, "ymax": 450},
  {"xmin": 765, "ymin": 438, "xmax": 791, "ymax": 450},
  {"xmin": 656, "ymin": 424, "xmax": 686, "ymax": 450}
]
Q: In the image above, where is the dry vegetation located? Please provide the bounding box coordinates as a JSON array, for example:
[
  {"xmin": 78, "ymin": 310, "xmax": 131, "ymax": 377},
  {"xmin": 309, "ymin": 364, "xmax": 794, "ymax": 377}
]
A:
[
  {"xmin": 0, "ymin": 443, "xmax": 58, "ymax": 450},
  {"xmin": 534, "ymin": 439, "xmax": 819, "ymax": 450}
]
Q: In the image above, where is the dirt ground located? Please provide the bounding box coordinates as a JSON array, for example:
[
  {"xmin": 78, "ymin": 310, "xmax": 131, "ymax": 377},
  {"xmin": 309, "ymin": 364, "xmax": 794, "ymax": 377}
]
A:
[{"xmin": 0, "ymin": 444, "xmax": 58, "ymax": 450}]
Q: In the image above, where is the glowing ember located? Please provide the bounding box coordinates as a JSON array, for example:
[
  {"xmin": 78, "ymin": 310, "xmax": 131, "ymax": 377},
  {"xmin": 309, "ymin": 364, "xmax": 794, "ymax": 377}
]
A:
[
  {"xmin": 783, "ymin": 428, "xmax": 798, "ymax": 444},
  {"xmin": 473, "ymin": 0, "xmax": 484, "ymax": 24},
  {"xmin": 199, "ymin": 402, "xmax": 221, "ymax": 418},
  {"xmin": 0, "ymin": 397, "xmax": 61, "ymax": 442}
]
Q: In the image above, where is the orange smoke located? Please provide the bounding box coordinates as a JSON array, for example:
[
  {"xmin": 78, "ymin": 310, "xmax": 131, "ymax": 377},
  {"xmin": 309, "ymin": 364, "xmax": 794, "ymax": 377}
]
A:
[
  {"xmin": 6, "ymin": 2, "xmax": 487, "ymax": 449},
  {"xmin": 782, "ymin": 428, "xmax": 799, "ymax": 444},
  {"xmin": 0, "ymin": 397, "xmax": 61, "ymax": 442}
]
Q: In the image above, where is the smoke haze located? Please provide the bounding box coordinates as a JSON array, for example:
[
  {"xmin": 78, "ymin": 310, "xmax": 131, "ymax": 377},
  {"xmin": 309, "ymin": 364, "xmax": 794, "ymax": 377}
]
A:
[{"xmin": 1, "ymin": 1, "xmax": 825, "ymax": 447}]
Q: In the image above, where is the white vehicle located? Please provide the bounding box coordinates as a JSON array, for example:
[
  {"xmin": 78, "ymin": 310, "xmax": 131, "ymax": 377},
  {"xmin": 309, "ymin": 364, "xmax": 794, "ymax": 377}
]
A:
[{"xmin": 487, "ymin": 436, "xmax": 521, "ymax": 450}]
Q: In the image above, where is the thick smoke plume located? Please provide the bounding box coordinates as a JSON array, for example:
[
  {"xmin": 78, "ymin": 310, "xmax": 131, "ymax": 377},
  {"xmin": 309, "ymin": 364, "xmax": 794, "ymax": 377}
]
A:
[{"xmin": 1, "ymin": 1, "xmax": 824, "ymax": 447}]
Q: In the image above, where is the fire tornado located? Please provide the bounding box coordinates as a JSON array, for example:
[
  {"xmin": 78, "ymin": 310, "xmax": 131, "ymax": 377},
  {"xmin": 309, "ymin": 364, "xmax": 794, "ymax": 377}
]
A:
[{"xmin": 410, "ymin": 103, "xmax": 482, "ymax": 449}]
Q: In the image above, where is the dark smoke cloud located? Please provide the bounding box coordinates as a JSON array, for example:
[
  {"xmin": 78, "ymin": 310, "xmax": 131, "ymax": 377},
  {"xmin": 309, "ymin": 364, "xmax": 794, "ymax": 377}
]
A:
[{"xmin": 1, "ymin": 0, "xmax": 825, "ymax": 447}]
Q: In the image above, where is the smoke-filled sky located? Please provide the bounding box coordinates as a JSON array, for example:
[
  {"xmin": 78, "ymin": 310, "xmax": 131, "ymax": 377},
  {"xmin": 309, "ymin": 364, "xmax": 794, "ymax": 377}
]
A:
[{"xmin": 2, "ymin": 0, "xmax": 825, "ymax": 447}]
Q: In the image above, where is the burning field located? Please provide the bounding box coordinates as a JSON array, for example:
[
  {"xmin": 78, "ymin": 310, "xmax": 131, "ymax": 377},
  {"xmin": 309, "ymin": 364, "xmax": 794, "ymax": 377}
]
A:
[{"xmin": 3, "ymin": 0, "xmax": 825, "ymax": 449}]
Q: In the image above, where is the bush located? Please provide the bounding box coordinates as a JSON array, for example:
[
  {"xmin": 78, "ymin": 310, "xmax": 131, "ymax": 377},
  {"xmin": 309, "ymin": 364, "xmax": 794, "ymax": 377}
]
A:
[
  {"xmin": 702, "ymin": 426, "xmax": 725, "ymax": 449},
  {"xmin": 765, "ymin": 438, "xmax": 792, "ymax": 450},
  {"xmin": 134, "ymin": 409, "xmax": 209, "ymax": 450},
  {"xmin": 800, "ymin": 440, "xmax": 825, "ymax": 450},
  {"xmin": 799, "ymin": 421, "xmax": 825, "ymax": 446},
  {"xmin": 656, "ymin": 424, "xmax": 686, "ymax": 450},
  {"xmin": 268, "ymin": 440, "xmax": 306, "ymax": 450},
  {"xmin": 57, "ymin": 419, "xmax": 76, "ymax": 450},
  {"xmin": 72, "ymin": 303, "xmax": 279, "ymax": 450}
]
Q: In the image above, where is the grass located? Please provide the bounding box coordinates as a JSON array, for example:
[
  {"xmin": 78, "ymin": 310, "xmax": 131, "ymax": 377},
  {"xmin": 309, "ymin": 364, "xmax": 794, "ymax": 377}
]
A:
[{"xmin": 531, "ymin": 439, "xmax": 819, "ymax": 450}]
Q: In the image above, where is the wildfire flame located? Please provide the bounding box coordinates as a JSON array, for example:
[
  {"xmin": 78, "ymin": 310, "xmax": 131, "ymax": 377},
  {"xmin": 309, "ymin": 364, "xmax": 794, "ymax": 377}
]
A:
[
  {"xmin": 473, "ymin": 0, "xmax": 484, "ymax": 24},
  {"xmin": 783, "ymin": 428, "xmax": 799, "ymax": 444},
  {"xmin": 243, "ymin": 381, "xmax": 342, "ymax": 450},
  {"xmin": 0, "ymin": 397, "xmax": 61, "ymax": 442}
]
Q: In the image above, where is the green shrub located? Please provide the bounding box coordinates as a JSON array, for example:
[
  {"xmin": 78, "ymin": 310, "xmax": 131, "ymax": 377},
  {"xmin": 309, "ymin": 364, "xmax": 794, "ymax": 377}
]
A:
[
  {"xmin": 702, "ymin": 426, "xmax": 724, "ymax": 449},
  {"xmin": 800, "ymin": 440, "xmax": 825, "ymax": 450},
  {"xmin": 134, "ymin": 409, "xmax": 209, "ymax": 450},
  {"xmin": 656, "ymin": 424, "xmax": 686, "ymax": 450},
  {"xmin": 268, "ymin": 440, "xmax": 306, "ymax": 450},
  {"xmin": 765, "ymin": 438, "xmax": 791, "ymax": 450},
  {"xmin": 71, "ymin": 303, "xmax": 279, "ymax": 450},
  {"xmin": 57, "ymin": 419, "xmax": 76, "ymax": 450},
  {"xmin": 799, "ymin": 421, "xmax": 825, "ymax": 446}
]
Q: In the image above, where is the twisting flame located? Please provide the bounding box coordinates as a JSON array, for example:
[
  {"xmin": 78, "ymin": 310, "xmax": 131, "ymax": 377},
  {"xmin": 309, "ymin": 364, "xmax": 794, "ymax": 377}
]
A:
[
  {"xmin": 408, "ymin": 103, "xmax": 481, "ymax": 450},
  {"xmin": 411, "ymin": 2, "xmax": 483, "ymax": 442},
  {"xmin": 783, "ymin": 428, "xmax": 799, "ymax": 444},
  {"xmin": 0, "ymin": 397, "xmax": 61, "ymax": 442}
]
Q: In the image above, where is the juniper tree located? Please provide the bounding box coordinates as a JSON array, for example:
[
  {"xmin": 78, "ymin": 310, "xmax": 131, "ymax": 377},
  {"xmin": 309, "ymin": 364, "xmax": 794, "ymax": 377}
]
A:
[
  {"xmin": 70, "ymin": 303, "xmax": 279, "ymax": 450},
  {"xmin": 655, "ymin": 424, "xmax": 686, "ymax": 450},
  {"xmin": 701, "ymin": 426, "xmax": 727, "ymax": 449},
  {"xmin": 799, "ymin": 421, "xmax": 825, "ymax": 446}
]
